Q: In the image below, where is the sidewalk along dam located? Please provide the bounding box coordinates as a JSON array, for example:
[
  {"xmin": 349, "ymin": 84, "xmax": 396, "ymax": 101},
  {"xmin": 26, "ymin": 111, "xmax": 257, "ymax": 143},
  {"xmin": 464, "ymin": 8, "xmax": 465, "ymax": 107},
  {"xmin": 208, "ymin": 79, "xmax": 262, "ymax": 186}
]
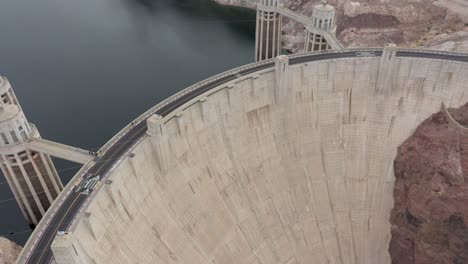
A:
[{"xmin": 18, "ymin": 48, "xmax": 468, "ymax": 264}]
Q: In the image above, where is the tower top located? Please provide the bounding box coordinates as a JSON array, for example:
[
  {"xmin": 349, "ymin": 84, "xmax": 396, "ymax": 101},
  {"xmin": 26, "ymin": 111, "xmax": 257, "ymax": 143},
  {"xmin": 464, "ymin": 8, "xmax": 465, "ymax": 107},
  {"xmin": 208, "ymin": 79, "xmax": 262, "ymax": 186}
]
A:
[
  {"xmin": 310, "ymin": 0, "xmax": 336, "ymax": 32},
  {"xmin": 259, "ymin": 0, "xmax": 278, "ymax": 8},
  {"xmin": 0, "ymin": 103, "xmax": 19, "ymax": 122},
  {"xmin": 314, "ymin": 1, "xmax": 334, "ymax": 12}
]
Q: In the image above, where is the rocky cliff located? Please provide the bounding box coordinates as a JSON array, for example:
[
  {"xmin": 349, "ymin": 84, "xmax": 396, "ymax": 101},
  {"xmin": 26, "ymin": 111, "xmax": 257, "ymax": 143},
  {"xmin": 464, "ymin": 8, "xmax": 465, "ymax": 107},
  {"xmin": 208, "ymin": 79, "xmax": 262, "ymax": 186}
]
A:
[
  {"xmin": 213, "ymin": 0, "xmax": 468, "ymax": 52},
  {"xmin": 0, "ymin": 237, "xmax": 22, "ymax": 264},
  {"xmin": 389, "ymin": 104, "xmax": 468, "ymax": 264}
]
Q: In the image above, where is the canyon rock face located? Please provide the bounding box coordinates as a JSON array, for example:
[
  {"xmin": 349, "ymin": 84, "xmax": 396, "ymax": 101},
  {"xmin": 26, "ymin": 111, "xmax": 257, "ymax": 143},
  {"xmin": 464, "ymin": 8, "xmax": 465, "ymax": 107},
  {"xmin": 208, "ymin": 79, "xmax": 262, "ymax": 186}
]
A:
[
  {"xmin": 389, "ymin": 104, "xmax": 468, "ymax": 264},
  {"xmin": 0, "ymin": 237, "xmax": 22, "ymax": 264},
  {"xmin": 213, "ymin": 0, "xmax": 468, "ymax": 52}
]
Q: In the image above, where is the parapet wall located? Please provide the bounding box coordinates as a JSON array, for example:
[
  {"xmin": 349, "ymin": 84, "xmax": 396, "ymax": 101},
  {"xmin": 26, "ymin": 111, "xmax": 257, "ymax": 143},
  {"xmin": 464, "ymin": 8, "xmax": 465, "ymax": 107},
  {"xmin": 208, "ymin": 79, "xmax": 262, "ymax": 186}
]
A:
[{"xmin": 51, "ymin": 54, "xmax": 468, "ymax": 264}]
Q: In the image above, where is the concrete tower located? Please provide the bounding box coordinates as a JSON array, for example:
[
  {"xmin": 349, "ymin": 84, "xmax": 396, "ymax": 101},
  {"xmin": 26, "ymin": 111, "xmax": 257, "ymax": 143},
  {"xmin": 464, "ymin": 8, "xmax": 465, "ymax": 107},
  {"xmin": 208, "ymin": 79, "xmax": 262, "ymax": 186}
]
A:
[
  {"xmin": 304, "ymin": 0, "xmax": 336, "ymax": 52},
  {"xmin": 255, "ymin": 0, "xmax": 282, "ymax": 61},
  {"xmin": 0, "ymin": 77, "xmax": 63, "ymax": 228}
]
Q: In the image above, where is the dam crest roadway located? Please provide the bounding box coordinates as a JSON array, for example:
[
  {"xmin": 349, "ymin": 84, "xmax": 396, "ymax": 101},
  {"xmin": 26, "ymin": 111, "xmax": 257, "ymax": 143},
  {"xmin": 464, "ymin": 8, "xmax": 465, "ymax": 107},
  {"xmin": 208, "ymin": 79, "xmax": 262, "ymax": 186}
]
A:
[{"xmin": 14, "ymin": 47, "xmax": 468, "ymax": 264}]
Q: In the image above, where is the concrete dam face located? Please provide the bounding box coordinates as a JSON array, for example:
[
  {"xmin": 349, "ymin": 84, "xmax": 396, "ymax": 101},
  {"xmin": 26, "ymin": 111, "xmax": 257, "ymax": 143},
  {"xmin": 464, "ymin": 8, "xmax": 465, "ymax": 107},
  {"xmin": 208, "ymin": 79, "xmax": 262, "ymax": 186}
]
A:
[{"xmin": 53, "ymin": 51, "xmax": 468, "ymax": 264}]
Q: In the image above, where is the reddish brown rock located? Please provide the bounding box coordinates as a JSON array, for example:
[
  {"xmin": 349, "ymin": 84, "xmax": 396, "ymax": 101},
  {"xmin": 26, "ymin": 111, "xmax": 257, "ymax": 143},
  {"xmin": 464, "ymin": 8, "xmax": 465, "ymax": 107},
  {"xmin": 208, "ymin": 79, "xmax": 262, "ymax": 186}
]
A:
[{"xmin": 390, "ymin": 103, "xmax": 468, "ymax": 264}]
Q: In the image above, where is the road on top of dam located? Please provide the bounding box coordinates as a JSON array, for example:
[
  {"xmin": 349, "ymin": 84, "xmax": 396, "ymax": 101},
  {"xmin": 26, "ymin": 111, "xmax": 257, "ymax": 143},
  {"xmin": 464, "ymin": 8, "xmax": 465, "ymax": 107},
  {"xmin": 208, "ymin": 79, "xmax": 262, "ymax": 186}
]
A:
[{"xmin": 23, "ymin": 50, "xmax": 468, "ymax": 263}]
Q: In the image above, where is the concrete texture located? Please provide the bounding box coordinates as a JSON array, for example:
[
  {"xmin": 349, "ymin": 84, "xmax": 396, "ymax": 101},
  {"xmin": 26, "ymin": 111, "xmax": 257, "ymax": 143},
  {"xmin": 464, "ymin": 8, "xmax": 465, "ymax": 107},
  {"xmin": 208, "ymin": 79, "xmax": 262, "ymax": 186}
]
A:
[
  {"xmin": 51, "ymin": 52, "xmax": 468, "ymax": 264},
  {"xmin": 26, "ymin": 138, "xmax": 93, "ymax": 165}
]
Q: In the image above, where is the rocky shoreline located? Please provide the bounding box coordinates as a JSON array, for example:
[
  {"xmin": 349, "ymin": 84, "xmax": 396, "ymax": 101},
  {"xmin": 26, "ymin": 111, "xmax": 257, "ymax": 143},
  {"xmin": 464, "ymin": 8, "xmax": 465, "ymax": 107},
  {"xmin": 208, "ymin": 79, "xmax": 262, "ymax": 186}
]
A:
[
  {"xmin": 0, "ymin": 237, "xmax": 22, "ymax": 264},
  {"xmin": 213, "ymin": 0, "xmax": 468, "ymax": 52}
]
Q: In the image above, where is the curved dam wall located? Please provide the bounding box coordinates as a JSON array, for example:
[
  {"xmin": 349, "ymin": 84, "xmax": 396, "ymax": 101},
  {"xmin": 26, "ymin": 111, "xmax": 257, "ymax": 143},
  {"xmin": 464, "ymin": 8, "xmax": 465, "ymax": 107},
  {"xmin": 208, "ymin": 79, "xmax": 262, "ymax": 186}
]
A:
[{"xmin": 52, "ymin": 51, "xmax": 468, "ymax": 264}]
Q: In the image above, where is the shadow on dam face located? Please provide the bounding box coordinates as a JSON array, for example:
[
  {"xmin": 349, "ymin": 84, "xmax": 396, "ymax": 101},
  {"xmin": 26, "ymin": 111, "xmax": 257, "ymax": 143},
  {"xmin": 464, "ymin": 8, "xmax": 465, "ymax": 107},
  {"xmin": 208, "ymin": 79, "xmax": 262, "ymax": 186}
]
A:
[{"xmin": 53, "ymin": 54, "xmax": 468, "ymax": 264}]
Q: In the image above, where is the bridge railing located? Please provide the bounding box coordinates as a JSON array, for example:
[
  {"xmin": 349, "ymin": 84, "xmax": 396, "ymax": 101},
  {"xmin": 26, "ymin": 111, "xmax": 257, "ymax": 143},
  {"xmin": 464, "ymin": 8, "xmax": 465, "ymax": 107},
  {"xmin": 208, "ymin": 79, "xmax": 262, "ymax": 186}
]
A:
[
  {"xmin": 17, "ymin": 47, "xmax": 468, "ymax": 263},
  {"xmin": 395, "ymin": 48, "xmax": 468, "ymax": 57},
  {"xmin": 17, "ymin": 162, "xmax": 95, "ymax": 263}
]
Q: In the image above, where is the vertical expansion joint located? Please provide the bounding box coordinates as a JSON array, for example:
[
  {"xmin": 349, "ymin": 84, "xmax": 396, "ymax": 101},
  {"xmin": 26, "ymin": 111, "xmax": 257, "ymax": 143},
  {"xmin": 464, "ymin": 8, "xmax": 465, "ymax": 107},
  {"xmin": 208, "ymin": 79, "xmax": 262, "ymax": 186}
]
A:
[{"xmin": 275, "ymin": 55, "xmax": 290, "ymax": 102}]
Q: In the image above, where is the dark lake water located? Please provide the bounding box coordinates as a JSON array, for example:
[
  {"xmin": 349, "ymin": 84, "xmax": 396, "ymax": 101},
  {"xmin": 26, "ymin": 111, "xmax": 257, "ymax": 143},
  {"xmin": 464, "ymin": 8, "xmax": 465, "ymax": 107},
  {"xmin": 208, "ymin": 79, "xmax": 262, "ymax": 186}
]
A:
[{"xmin": 0, "ymin": 0, "xmax": 255, "ymax": 245}]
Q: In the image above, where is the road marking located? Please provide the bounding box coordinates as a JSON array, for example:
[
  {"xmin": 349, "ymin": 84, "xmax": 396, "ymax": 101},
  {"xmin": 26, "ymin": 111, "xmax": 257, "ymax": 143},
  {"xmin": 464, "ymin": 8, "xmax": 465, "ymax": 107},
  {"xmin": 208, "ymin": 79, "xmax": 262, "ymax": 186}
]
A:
[
  {"xmin": 34, "ymin": 194, "xmax": 81, "ymax": 263},
  {"xmin": 32, "ymin": 125, "xmax": 147, "ymax": 263}
]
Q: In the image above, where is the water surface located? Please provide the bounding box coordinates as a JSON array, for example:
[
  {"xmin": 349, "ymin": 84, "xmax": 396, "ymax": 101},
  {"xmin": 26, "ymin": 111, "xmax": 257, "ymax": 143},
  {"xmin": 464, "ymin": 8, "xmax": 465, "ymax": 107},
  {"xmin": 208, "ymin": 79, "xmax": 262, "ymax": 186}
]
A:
[{"xmin": 0, "ymin": 0, "xmax": 255, "ymax": 245}]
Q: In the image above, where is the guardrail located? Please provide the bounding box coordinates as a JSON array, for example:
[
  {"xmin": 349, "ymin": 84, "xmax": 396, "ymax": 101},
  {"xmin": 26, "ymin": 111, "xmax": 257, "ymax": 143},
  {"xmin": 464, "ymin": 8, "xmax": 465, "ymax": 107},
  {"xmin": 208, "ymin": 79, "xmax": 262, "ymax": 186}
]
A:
[
  {"xmin": 17, "ymin": 47, "xmax": 468, "ymax": 263},
  {"xmin": 17, "ymin": 162, "xmax": 95, "ymax": 263}
]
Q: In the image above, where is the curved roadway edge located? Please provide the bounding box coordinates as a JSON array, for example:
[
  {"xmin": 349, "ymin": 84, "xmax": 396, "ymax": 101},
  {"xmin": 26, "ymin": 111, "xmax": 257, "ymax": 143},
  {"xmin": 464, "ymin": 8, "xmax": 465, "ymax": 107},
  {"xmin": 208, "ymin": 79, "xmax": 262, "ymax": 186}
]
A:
[
  {"xmin": 16, "ymin": 48, "xmax": 468, "ymax": 264},
  {"xmin": 441, "ymin": 102, "xmax": 468, "ymax": 132}
]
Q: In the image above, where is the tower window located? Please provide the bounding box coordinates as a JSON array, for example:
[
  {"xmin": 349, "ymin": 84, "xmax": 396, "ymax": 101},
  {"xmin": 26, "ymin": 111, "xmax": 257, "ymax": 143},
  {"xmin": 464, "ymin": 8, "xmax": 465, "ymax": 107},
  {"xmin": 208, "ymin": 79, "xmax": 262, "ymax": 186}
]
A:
[
  {"xmin": 20, "ymin": 131, "xmax": 27, "ymax": 141},
  {"xmin": 1, "ymin": 94, "xmax": 10, "ymax": 104},
  {"xmin": 10, "ymin": 131, "xmax": 18, "ymax": 143},
  {"xmin": 1, "ymin": 133, "xmax": 9, "ymax": 144}
]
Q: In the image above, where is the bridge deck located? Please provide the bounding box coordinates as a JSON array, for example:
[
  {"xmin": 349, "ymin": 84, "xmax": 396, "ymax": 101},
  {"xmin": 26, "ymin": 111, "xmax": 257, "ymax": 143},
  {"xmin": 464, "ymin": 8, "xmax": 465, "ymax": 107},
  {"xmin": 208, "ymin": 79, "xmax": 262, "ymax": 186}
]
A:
[
  {"xmin": 275, "ymin": 7, "xmax": 343, "ymax": 50},
  {"xmin": 26, "ymin": 138, "xmax": 94, "ymax": 164},
  {"xmin": 276, "ymin": 7, "xmax": 310, "ymax": 25}
]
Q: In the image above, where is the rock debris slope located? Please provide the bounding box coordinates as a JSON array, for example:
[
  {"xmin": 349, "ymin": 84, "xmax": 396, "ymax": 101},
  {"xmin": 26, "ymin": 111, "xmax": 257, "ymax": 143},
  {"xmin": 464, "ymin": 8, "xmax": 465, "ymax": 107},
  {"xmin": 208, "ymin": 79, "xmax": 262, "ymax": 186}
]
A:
[{"xmin": 390, "ymin": 104, "xmax": 468, "ymax": 264}]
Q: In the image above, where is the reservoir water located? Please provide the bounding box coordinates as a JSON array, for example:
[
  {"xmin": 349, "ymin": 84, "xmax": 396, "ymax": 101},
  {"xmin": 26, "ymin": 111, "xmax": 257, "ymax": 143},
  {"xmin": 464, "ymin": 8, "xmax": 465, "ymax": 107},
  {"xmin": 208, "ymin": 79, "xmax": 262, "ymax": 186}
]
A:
[{"xmin": 0, "ymin": 0, "xmax": 255, "ymax": 245}]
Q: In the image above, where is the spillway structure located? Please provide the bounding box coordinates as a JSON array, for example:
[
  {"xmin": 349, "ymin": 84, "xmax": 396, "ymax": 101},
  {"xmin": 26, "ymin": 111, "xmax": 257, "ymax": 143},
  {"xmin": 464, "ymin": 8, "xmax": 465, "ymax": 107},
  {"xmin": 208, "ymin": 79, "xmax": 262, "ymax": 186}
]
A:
[{"xmin": 16, "ymin": 47, "xmax": 468, "ymax": 264}]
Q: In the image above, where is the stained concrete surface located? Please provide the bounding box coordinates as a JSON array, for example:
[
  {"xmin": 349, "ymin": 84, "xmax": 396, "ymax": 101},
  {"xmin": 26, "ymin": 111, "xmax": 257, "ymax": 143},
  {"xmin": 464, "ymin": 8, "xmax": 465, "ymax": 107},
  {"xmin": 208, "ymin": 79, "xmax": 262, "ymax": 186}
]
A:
[{"xmin": 52, "ymin": 54, "xmax": 468, "ymax": 264}]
